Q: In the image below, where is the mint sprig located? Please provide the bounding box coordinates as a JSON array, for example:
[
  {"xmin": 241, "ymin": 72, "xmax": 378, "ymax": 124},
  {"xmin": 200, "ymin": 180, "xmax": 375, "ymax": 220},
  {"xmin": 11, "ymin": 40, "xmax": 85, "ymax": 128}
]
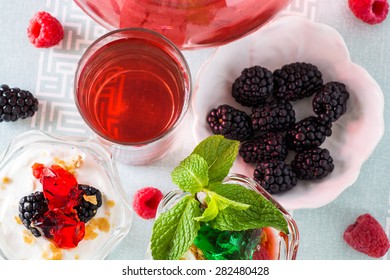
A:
[
  {"xmin": 171, "ymin": 154, "xmax": 208, "ymax": 194},
  {"xmin": 150, "ymin": 135, "xmax": 289, "ymax": 260},
  {"xmin": 207, "ymin": 183, "xmax": 289, "ymax": 233},
  {"xmin": 192, "ymin": 135, "xmax": 239, "ymax": 183},
  {"xmin": 151, "ymin": 196, "xmax": 200, "ymax": 260},
  {"xmin": 194, "ymin": 190, "xmax": 250, "ymax": 222}
]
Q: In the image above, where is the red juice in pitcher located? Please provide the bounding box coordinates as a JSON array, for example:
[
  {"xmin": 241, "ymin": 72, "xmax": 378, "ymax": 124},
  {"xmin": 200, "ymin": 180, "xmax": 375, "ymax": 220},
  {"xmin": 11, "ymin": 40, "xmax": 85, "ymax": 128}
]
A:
[
  {"xmin": 75, "ymin": 0, "xmax": 292, "ymax": 49},
  {"xmin": 75, "ymin": 29, "xmax": 191, "ymax": 146}
]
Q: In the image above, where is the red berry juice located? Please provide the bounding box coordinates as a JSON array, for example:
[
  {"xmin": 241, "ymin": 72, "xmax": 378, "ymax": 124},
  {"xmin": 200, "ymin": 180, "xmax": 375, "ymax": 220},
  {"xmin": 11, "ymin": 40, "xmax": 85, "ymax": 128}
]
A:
[
  {"xmin": 78, "ymin": 0, "xmax": 292, "ymax": 49},
  {"xmin": 75, "ymin": 30, "xmax": 190, "ymax": 145}
]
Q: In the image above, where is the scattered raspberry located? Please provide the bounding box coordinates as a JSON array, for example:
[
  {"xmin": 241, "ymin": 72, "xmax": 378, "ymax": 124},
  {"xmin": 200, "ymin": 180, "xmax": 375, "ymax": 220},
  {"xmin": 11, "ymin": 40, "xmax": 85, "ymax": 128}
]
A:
[
  {"xmin": 343, "ymin": 213, "xmax": 390, "ymax": 258},
  {"xmin": 133, "ymin": 187, "xmax": 164, "ymax": 219},
  {"xmin": 348, "ymin": 0, "xmax": 389, "ymax": 24},
  {"xmin": 27, "ymin": 11, "xmax": 64, "ymax": 48}
]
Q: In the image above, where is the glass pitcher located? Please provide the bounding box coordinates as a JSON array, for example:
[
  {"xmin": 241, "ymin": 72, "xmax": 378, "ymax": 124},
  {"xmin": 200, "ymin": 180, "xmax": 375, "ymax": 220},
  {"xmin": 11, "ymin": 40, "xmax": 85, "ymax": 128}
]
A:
[{"xmin": 74, "ymin": 0, "xmax": 292, "ymax": 50}]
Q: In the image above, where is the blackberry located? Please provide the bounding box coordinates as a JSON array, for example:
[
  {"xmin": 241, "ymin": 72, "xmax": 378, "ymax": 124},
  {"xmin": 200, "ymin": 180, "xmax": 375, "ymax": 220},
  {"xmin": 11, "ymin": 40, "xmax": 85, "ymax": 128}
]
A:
[
  {"xmin": 18, "ymin": 191, "xmax": 48, "ymax": 237},
  {"xmin": 232, "ymin": 65, "xmax": 273, "ymax": 107},
  {"xmin": 75, "ymin": 184, "xmax": 103, "ymax": 223},
  {"xmin": 239, "ymin": 132, "xmax": 287, "ymax": 163},
  {"xmin": 207, "ymin": 104, "xmax": 253, "ymax": 141},
  {"xmin": 254, "ymin": 160, "xmax": 297, "ymax": 194},
  {"xmin": 250, "ymin": 99, "xmax": 296, "ymax": 133},
  {"xmin": 0, "ymin": 84, "xmax": 39, "ymax": 122},
  {"xmin": 286, "ymin": 116, "xmax": 332, "ymax": 152},
  {"xmin": 291, "ymin": 147, "xmax": 334, "ymax": 180},
  {"xmin": 273, "ymin": 62, "xmax": 323, "ymax": 101},
  {"xmin": 312, "ymin": 81, "xmax": 350, "ymax": 122}
]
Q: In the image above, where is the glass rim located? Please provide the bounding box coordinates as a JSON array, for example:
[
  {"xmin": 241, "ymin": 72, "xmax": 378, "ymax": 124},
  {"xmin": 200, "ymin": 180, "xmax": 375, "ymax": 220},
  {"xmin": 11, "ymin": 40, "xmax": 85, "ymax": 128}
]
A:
[{"xmin": 74, "ymin": 27, "xmax": 192, "ymax": 147}]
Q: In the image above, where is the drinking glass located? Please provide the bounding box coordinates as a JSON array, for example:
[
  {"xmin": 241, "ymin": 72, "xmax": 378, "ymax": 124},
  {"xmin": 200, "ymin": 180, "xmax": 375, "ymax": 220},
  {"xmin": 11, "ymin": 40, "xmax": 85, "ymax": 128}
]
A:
[{"xmin": 74, "ymin": 28, "xmax": 191, "ymax": 165}]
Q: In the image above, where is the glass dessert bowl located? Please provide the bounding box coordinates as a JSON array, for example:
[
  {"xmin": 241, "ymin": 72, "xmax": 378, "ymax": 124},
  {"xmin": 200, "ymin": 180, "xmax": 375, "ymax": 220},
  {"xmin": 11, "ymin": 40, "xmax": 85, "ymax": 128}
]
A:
[
  {"xmin": 0, "ymin": 130, "xmax": 132, "ymax": 260},
  {"xmin": 74, "ymin": 0, "xmax": 292, "ymax": 50},
  {"xmin": 147, "ymin": 174, "xmax": 299, "ymax": 260}
]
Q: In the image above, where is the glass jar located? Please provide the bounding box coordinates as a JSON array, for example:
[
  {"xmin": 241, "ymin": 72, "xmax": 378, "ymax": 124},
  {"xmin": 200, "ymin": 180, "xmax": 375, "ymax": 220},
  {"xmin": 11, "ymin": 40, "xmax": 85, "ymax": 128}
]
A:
[
  {"xmin": 147, "ymin": 173, "xmax": 299, "ymax": 260},
  {"xmin": 0, "ymin": 130, "xmax": 132, "ymax": 260}
]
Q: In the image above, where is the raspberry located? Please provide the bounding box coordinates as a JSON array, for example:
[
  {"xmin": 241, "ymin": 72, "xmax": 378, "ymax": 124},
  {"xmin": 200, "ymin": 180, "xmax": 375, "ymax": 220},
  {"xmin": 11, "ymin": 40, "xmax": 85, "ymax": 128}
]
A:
[
  {"xmin": 344, "ymin": 213, "xmax": 390, "ymax": 258},
  {"xmin": 348, "ymin": 0, "xmax": 389, "ymax": 24},
  {"xmin": 133, "ymin": 187, "xmax": 164, "ymax": 219},
  {"xmin": 27, "ymin": 11, "xmax": 64, "ymax": 48}
]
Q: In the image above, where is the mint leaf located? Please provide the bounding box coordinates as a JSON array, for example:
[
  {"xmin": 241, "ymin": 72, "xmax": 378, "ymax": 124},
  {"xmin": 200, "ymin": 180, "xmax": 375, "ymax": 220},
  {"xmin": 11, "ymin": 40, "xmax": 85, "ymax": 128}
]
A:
[
  {"xmin": 210, "ymin": 190, "xmax": 250, "ymax": 211},
  {"xmin": 151, "ymin": 196, "xmax": 201, "ymax": 260},
  {"xmin": 207, "ymin": 183, "xmax": 289, "ymax": 233},
  {"xmin": 194, "ymin": 196, "xmax": 218, "ymax": 222},
  {"xmin": 171, "ymin": 154, "xmax": 209, "ymax": 194},
  {"xmin": 195, "ymin": 190, "xmax": 249, "ymax": 222},
  {"xmin": 192, "ymin": 135, "xmax": 239, "ymax": 183}
]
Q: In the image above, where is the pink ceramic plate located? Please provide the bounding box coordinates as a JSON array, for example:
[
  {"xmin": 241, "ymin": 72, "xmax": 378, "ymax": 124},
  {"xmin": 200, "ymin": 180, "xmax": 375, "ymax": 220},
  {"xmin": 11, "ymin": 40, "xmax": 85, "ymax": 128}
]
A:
[{"xmin": 192, "ymin": 16, "xmax": 384, "ymax": 210}]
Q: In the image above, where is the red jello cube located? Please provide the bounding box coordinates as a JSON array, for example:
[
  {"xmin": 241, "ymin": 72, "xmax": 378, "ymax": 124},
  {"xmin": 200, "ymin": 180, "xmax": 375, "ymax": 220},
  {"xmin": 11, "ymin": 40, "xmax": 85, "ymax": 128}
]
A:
[
  {"xmin": 41, "ymin": 165, "xmax": 82, "ymax": 210},
  {"xmin": 33, "ymin": 209, "xmax": 85, "ymax": 249}
]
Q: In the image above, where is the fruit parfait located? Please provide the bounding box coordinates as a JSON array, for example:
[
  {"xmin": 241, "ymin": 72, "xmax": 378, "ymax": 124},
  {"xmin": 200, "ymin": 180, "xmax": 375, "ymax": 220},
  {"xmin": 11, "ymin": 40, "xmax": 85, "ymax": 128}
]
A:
[
  {"xmin": 0, "ymin": 130, "xmax": 132, "ymax": 259},
  {"xmin": 148, "ymin": 135, "xmax": 299, "ymax": 260}
]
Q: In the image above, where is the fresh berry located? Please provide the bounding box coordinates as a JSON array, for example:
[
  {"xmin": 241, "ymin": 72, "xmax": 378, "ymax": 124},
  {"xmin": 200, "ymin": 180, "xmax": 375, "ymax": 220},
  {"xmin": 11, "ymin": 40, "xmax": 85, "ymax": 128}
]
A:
[
  {"xmin": 19, "ymin": 163, "xmax": 105, "ymax": 249},
  {"xmin": 286, "ymin": 116, "xmax": 332, "ymax": 152},
  {"xmin": 291, "ymin": 147, "xmax": 334, "ymax": 180},
  {"xmin": 273, "ymin": 62, "xmax": 323, "ymax": 101},
  {"xmin": 239, "ymin": 132, "xmax": 287, "ymax": 164},
  {"xmin": 18, "ymin": 191, "xmax": 48, "ymax": 237},
  {"xmin": 133, "ymin": 187, "xmax": 164, "ymax": 219},
  {"xmin": 0, "ymin": 84, "xmax": 39, "ymax": 122},
  {"xmin": 348, "ymin": 0, "xmax": 389, "ymax": 24},
  {"xmin": 344, "ymin": 213, "xmax": 390, "ymax": 258},
  {"xmin": 254, "ymin": 160, "xmax": 297, "ymax": 194},
  {"xmin": 75, "ymin": 184, "xmax": 103, "ymax": 223},
  {"xmin": 250, "ymin": 99, "xmax": 296, "ymax": 133},
  {"xmin": 27, "ymin": 11, "xmax": 64, "ymax": 48},
  {"xmin": 312, "ymin": 81, "xmax": 350, "ymax": 123},
  {"xmin": 232, "ymin": 66, "xmax": 273, "ymax": 107},
  {"xmin": 207, "ymin": 104, "xmax": 253, "ymax": 141}
]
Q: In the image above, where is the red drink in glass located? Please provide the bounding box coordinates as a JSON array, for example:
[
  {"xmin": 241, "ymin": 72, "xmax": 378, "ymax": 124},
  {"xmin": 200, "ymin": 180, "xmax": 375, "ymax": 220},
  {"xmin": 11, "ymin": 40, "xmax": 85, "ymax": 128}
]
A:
[{"xmin": 75, "ymin": 28, "xmax": 191, "ymax": 164}]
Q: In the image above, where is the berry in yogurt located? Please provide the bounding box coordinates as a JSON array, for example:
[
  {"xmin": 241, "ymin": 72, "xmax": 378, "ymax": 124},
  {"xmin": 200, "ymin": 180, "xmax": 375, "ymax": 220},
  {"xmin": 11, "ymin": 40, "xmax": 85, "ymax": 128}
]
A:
[
  {"xmin": 18, "ymin": 163, "xmax": 103, "ymax": 249},
  {"xmin": 0, "ymin": 143, "xmax": 124, "ymax": 260}
]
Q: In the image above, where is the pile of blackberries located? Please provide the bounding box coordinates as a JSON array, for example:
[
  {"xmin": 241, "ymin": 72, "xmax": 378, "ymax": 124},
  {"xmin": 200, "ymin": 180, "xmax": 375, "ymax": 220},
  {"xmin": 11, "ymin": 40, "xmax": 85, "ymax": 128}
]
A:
[{"xmin": 206, "ymin": 62, "xmax": 349, "ymax": 194}]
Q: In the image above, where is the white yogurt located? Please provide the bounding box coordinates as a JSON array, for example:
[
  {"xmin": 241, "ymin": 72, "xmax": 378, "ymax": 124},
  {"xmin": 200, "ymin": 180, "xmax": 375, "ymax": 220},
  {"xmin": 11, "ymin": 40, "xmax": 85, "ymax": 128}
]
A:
[{"xmin": 0, "ymin": 144, "xmax": 122, "ymax": 259}]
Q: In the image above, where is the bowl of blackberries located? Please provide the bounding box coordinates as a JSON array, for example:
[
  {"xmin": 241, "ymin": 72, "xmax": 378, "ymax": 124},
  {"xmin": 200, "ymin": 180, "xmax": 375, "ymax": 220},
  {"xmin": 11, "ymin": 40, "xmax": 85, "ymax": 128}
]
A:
[{"xmin": 192, "ymin": 16, "xmax": 384, "ymax": 209}]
